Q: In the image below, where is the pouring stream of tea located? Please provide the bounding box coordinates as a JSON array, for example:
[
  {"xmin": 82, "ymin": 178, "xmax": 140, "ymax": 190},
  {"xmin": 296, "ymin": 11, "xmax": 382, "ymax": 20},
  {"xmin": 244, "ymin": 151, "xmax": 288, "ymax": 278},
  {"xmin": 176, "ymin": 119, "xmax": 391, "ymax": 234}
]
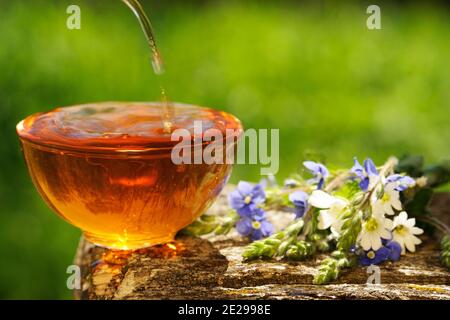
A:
[{"xmin": 121, "ymin": 0, "xmax": 174, "ymax": 133}]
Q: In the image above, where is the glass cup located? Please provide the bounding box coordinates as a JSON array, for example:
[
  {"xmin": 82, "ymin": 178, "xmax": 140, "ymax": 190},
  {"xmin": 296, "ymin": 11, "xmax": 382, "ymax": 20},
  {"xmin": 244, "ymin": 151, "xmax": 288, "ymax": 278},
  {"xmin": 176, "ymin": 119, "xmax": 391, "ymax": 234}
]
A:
[{"xmin": 16, "ymin": 102, "xmax": 243, "ymax": 249}]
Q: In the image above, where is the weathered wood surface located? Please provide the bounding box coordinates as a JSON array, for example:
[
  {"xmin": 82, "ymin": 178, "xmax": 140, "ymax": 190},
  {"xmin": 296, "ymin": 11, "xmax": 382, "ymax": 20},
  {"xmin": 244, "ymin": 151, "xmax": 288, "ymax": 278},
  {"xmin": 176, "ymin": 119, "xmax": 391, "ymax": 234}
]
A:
[{"xmin": 74, "ymin": 189, "xmax": 450, "ymax": 300}]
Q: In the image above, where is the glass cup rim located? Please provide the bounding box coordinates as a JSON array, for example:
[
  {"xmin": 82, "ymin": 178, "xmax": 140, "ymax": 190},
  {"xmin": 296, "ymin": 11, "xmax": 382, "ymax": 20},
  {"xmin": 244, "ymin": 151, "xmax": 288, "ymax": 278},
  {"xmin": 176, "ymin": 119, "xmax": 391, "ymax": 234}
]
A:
[{"xmin": 16, "ymin": 101, "xmax": 244, "ymax": 156}]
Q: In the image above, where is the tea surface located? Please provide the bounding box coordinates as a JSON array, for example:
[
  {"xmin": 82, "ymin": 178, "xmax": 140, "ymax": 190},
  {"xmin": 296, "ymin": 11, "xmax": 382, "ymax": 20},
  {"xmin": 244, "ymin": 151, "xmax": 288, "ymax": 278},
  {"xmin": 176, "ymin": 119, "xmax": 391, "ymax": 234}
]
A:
[{"xmin": 18, "ymin": 102, "xmax": 241, "ymax": 153}]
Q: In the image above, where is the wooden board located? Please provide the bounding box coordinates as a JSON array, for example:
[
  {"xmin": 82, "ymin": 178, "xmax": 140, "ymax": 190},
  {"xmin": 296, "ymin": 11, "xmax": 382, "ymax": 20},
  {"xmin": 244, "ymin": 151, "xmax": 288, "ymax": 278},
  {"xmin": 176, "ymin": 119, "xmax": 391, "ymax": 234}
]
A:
[{"xmin": 73, "ymin": 189, "xmax": 450, "ymax": 300}]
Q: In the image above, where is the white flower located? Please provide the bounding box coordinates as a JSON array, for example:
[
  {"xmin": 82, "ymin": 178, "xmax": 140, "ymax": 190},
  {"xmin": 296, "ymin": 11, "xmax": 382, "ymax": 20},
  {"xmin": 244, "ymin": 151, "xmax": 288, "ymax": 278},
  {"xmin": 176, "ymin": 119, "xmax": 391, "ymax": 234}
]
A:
[
  {"xmin": 390, "ymin": 211, "xmax": 423, "ymax": 254},
  {"xmin": 357, "ymin": 214, "xmax": 393, "ymax": 251},
  {"xmin": 371, "ymin": 184, "xmax": 402, "ymax": 216},
  {"xmin": 308, "ymin": 190, "xmax": 348, "ymax": 235}
]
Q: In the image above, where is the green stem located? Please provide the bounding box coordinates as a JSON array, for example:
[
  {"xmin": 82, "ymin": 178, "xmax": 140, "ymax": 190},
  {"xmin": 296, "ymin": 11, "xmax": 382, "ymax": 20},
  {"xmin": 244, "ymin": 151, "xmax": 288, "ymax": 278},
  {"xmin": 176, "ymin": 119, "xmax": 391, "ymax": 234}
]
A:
[
  {"xmin": 416, "ymin": 216, "xmax": 450, "ymax": 235},
  {"xmin": 300, "ymin": 170, "xmax": 355, "ymax": 236}
]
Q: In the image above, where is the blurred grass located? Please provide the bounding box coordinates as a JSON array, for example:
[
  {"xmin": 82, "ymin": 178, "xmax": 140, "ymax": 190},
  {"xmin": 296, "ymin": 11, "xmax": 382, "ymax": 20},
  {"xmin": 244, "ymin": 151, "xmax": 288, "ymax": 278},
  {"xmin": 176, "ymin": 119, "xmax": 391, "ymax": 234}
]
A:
[{"xmin": 0, "ymin": 0, "xmax": 449, "ymax": 299}]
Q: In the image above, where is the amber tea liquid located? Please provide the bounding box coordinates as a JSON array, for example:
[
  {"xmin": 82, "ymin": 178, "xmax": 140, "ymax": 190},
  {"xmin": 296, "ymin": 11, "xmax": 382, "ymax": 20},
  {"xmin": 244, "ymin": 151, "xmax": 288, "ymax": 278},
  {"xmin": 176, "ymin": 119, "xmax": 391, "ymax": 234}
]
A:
[{"xmin": 17, "ymin": 102, "xmax": 242, "ymax": 249}]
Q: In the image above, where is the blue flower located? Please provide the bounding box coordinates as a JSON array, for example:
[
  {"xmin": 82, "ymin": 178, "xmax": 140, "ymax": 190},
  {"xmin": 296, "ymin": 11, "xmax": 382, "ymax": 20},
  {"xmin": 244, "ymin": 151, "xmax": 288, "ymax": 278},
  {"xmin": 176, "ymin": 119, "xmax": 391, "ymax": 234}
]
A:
[
  {"xmin": 384, "ymin": 239, "xmax": 402, "ymax": 261},
  {"xmin": 236, "ymin": 209, "xmax": 274, "ymax": 241},
  {"xmin": 228, "ymin": 181, "xmax": 266, "ymax": 217},
  {"xmin": 386, "ymin": 174, "xmax": 415, "ymax": 192},
  {"xmin": 359, "ymin": 239, "xmax": 402, "ymax": 266},
  {"xmin": 303, "ymin": 161, "xmax": 329, "ymax": 190},
  {"xmin": 359, "ymin": 247, "xmax": 390, "ymax": 266},
  {"xmin": 351, "ymin": 157, "xmax": 378, "ymax": 192},
  {"xmin": 288, "ymin": 191, "xmax": 308, "ymax": 218}
]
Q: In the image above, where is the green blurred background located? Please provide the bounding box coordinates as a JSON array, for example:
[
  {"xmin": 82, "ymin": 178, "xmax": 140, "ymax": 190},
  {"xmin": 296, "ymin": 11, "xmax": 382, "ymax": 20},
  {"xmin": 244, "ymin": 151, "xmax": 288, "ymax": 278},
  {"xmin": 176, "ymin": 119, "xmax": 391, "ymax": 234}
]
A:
[{"xmin": 0, "ymin": 0, "xmax": 449, "ymax": 299}]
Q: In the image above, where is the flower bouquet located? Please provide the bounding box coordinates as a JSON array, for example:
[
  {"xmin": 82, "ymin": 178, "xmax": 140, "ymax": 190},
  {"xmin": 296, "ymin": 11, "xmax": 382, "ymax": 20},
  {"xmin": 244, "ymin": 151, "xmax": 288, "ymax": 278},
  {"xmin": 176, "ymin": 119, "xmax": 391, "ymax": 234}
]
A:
[{"xmin": 182, "ymin": 155, "xmax": 450, "ymax": 284}]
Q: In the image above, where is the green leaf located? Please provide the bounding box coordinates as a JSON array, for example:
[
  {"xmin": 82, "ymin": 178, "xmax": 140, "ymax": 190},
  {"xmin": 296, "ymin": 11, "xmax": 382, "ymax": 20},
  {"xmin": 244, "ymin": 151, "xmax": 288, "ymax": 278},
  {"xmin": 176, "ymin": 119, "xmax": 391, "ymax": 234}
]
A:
[
  {"xmin": 265, "ymin": 188, "xmax": 296, "ymax": 209},
  {"xmin": 200, "ymin": 214, "xmax": 217, "ymax": 222},
  {"xmin": 423, "ymin": 162, "xmax": 450, "ymax": 188},
  {"xmin": 404, "ymin": 188, "xmax": 433, "ymax": 217},
  {"xmin": 180, "ymin": 220, "xmax": 218, "ymax": 236},
  {"xmin": 181, "ymin": 211, "xmax": 239, "ymax": 237},
  {"xmin": 401, "ymin": 186, "xmax": 435, "ymax": 234},
  {"xmin": 396, "ymin": 155, "xmax": 424, "ymax": 177},
  {"xmin": 337, "ymin": 211, "xmax": 362, "ymax": 252},
  {"xmin": 334, "ymin": 180, "xmax": 360, "ymax": 199},
  {"xmin": 308, "ymin": 208, "xmax": 320, "ymax": 235},
  {"xmin": 214, "ymin": 211, "xmax": 240, "ymax": 235}
]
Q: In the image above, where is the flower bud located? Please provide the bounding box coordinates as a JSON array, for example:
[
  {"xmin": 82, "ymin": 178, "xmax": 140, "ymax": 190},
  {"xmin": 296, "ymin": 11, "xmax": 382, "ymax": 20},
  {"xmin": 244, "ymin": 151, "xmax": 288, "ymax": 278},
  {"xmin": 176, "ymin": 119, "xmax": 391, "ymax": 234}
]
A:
[
  {"xmin": 260, "ymin": 245, "xmax": 276, "ymax": 258},
  {"xmin": 286, "ymin": 245, "xmax": 301, "ymax": 260},
  {"xmin": 265, "ymin": 238, "xmax": 281, "ymax": 247},
  {"xmin": 416, "ymin": 176, "xmax": 428, "ymax": 188},
  {"xmin": 277, "ymin": 240, "xmax": 292, "ymax": 255},
  {"xmin": 351, "ymin": 192, "xmax": 365, "ymax": 206}
]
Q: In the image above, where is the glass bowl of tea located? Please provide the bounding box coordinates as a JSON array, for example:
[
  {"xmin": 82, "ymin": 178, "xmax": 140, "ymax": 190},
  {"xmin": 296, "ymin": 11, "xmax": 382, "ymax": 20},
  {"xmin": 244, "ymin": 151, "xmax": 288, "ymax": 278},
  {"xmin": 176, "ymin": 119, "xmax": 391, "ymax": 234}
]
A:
[{"xmin": 16, "ymin": 102, "xmax": 243, "ymax": 249}]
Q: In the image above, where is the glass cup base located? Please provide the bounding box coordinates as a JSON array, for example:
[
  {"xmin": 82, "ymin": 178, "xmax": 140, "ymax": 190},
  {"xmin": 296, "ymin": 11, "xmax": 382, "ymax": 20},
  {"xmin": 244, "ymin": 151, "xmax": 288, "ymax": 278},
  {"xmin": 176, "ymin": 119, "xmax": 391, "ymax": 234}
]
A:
[{"xmin": 83, "ymin": 231, "xmax": 176, "ymax": 250}]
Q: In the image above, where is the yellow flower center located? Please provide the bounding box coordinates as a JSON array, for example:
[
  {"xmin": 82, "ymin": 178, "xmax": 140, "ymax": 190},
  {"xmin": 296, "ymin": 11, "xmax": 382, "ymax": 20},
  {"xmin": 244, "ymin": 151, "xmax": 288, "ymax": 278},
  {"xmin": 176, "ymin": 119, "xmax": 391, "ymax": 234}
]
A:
[
  {"xmin": 244, "ymin": 196, "xmax": 252, "ymax": 204},
  {"xmin": 367, "ymin": 251, "xmax": 376, "ymax": 259},
  {"xmin": 365, "ymin": 217, "xmax": 379, "ymax": 232},
  {"xmin": 395, "ymin": 224, "xmax": 407, "ymax": 235},
  {"xmin": 382, "ymin": 192, "xmax": 391, "ymax": 203},
  {"xmin": 252, "ymin": 221, "xmax": 261, "ymax": 230}
]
